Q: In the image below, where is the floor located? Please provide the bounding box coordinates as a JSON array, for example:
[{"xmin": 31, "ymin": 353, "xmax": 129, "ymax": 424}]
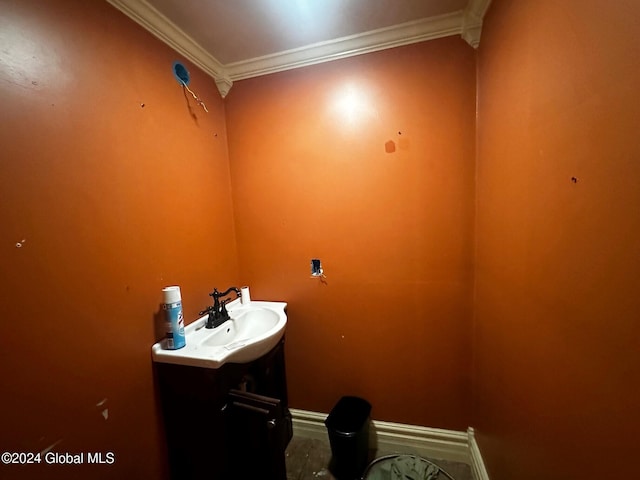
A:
[{"xmin": 285, "ymin": 436, "xmax": 474, "ymax": 480}]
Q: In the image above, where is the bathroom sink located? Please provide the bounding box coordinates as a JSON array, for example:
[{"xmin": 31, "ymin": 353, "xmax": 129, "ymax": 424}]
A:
[{"xmin": 151, "ymin": 300, "xmax": 287, "ymax": 369}]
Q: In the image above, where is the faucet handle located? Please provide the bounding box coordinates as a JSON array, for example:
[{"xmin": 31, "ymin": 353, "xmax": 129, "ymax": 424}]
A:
[
  {"xmin": 220, "ymin": 299, "xmax": 230, "ymax": 320},
  {"xmin": 200, "ymin": 305, "xmax": 220, "ymax": 329}
]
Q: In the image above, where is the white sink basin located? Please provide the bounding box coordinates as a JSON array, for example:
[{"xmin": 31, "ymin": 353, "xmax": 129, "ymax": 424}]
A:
[{"xmin": 152, "ymin": 300, "xmax": 287, "ymax": 369}]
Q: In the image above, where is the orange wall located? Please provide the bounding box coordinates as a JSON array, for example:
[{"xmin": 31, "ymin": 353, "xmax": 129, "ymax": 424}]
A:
[
  {"xmin": 0, "ymin": 0, "xmax": 238, "ymax": 478},
  {"xmin": 474, "ymin": 0, "xmax": 640, "ymax": 478},
  {"xmin": 225, "ymin": 38, "xmax": 476, "ymax": 429},
  {"xmin": 7, "ymin": 0, "xmax": 635, "ymax": 477}
]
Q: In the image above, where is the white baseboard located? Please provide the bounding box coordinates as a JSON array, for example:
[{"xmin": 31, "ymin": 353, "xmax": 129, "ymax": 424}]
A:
[
  {"xmin": 290, "ymin": 408, "xmax": 489, "ymax": 479},
  {"xmin": 467, "ymin": 428, "xmax": 490, "ymax": 480},
  {"xmin": 371, "ymin": 419, "xmax": 470, "ymax": 464},
  {"xmin": 289, "ymin": 408, "xmax": 331, "ymax": 442}
]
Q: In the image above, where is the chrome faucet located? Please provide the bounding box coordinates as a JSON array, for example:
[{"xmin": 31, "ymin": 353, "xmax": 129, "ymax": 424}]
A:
[{"xmin": 200, "ymin": 287, "xmax": 242, "ymax": 329}]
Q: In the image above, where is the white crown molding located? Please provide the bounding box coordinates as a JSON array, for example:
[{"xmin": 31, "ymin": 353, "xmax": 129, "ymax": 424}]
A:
[
  {"xmin": 225, "ymin": 11, "xmax": 464, "ymax": 81},
  {"xmin": 106, "ymin": 0, "xmax": 492, "ymax": 97},
  {"xmin": 105, "ymin": 0, "xmax": 233, "ymax": 97},
  {"xmin": 468, "ymin": 0, "xmax": 493, "ymax": 19},
  {"xmin": 214, "ymin": 77, "xmax": 233, "ymax": 99},
  {"xmin": 462, "ymin": 0, "xmax": 492, "ymax": 48}
]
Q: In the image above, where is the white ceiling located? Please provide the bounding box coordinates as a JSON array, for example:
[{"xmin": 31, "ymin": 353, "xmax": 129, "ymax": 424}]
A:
[
  {"xmin": 145, "ymin": 0, "xmax": 470, "ymax": 64},
  {"xmin": 107, "ymin": 0, "xmax": 491, "ymax": 97}
]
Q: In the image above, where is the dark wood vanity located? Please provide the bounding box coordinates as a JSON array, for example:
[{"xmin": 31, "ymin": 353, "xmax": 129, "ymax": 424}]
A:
[{"xmin": 155, "ymin": 337, "xmax": 292, "ymax": 479}]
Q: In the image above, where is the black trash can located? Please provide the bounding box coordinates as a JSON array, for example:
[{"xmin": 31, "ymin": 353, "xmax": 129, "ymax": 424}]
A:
[{"xmin": 325, "ymin": 396, "xmax": 372, "ymax": 479}]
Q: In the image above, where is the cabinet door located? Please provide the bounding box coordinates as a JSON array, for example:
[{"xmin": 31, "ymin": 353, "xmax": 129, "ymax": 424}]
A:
[{"xmin": 225, "ymin": 390, "xmax": 291, "ymax": 479}]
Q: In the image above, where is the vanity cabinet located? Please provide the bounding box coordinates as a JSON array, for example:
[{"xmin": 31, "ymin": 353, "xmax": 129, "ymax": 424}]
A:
[{"xmin": 155, "ymin": 337, "xmax": 292, "ymax": 479}]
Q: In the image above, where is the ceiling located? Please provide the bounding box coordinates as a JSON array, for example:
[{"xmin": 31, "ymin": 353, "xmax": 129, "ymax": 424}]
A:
[{"xmin": 107, "ymin": 0, "xmax": 491, "ymax": 97}]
